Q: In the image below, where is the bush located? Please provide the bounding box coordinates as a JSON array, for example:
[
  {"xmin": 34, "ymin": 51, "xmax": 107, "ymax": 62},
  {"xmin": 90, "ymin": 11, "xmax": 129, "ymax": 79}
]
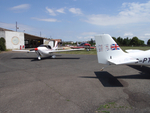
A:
[{"xmin": 0, "ymin": 37, "xmax": 6, "ymax": 51}]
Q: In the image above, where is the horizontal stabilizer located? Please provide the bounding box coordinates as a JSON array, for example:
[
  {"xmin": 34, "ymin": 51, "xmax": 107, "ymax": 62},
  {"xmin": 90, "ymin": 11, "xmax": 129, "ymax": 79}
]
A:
[
  {"xmin": 125, "ymin": 49, "xmax": 143, "ymax": 53},
  {"xmin": 108, "ymin": 56, "xmax": 138, "ymax": 65}
]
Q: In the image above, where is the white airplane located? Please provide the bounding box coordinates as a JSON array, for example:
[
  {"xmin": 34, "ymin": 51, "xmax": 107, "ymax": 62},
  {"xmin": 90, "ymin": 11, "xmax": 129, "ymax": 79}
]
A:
[
  {"xmin": 95, "ymin": 34, "xmax": 150, "ymax": 70},
  {"xmin": 13, "ymin": 41, "xmax": 84, "ymax": 60}
]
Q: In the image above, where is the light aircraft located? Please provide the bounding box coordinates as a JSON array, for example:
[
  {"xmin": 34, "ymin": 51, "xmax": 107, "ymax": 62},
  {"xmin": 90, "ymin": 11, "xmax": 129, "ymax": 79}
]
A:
[
  {"xmin": 13, "ymin": 41, "xmax": 84, "ymax": 60},
  {"xmin": 95, "ymin": 34, "xmax": 150, "ymax": 70}
]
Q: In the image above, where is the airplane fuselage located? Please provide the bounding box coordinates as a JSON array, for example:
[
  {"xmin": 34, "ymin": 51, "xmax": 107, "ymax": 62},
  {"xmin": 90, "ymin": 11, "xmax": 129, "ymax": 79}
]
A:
[{"xmin": 127, "ymin": 50, "xmax": 150, "ymax": 65}]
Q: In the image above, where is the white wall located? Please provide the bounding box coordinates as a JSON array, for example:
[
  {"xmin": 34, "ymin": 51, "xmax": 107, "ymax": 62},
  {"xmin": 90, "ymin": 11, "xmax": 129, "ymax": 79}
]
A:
[
  {"xmin": 5, "ymin": 31, "xmax": 24, "ymax": 50},
  {"xmin": 0, "ymin": 31, "xmax": 5, "ymax": 38}
]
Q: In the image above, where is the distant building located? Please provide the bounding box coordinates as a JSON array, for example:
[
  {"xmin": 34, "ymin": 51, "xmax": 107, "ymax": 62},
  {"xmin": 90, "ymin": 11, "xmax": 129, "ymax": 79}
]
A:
[
  {"xmin": 0, "ymin": 27, "xmax": 62, "ymax": 49},
  {"xmin": 63, "ymin": 41, "xmax": 74, "ymax": 44}
]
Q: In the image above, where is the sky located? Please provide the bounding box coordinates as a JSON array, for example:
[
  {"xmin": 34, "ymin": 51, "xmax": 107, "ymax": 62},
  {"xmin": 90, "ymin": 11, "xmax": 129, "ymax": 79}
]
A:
[{"xmin": 1, "ymin": 0, "xmax": 150, "ymax": 43}]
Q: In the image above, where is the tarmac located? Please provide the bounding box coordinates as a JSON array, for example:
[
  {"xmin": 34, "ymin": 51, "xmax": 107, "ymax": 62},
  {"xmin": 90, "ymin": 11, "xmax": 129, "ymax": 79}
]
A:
[{"xmin": 0, "ymin": 52, "xmax": 150, "ymax": 113}]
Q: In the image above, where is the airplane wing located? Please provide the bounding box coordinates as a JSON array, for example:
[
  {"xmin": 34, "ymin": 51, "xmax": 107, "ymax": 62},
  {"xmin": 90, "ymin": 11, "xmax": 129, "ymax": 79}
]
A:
[
  {"xmin": 108, "ymin": 55, "xmax": 138, "ymax": 65},
  {"xmin": 49, "ymin": 48, "xmax": 84, "ymax": 53},
  {"xmin": 12, "ymin": 50, "xmax": 35, "ymax": 52},
  {"xmin": 125, "ymin": 49, "xmax": 144, "ymax": 53}
]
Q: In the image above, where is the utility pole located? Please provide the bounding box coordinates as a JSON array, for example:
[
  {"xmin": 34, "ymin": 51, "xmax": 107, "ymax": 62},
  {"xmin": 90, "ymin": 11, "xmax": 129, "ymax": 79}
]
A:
[
  {"xmin": 16, "ymin": 22, "xmax": 19, "ymax": 32},
  {"xmin": 40, "ymin": 32, "xmax": 41, "ymax": 37}
]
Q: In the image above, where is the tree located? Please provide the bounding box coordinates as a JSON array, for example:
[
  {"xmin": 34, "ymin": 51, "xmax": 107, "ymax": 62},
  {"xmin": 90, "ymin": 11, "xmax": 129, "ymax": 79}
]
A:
[
  {"xmin": 123, "ymin": 37, "xmax": 131, "ymax": 46},
  {"xmin": 138, "ymin": 40, "xmax": 145, "ymax": 46},
  {"xmin": 147, "ymin": 39, "xmax": 150, "ymax": 45},
  {"xmin": 117, "ymin": 37, "xmax": 123, "ymax": 46},
  {"xmin": 130, "ymin": 37, "xmax": 139, "ymax": 46},
  {"xmin": 112, "ymin": 37, "xmax": 117, "ymax": 43},
  {"xmin": 89, "ymin": 38, "xmax": 94, "ymax": 46},
  {"xmin": 0, "ymin": 37, "xmax": 6, "ymax": 51}
]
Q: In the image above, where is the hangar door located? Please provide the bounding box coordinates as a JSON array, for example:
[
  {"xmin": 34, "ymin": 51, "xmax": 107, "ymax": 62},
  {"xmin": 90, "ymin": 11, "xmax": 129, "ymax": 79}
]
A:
[{"xmin": 24, "ymin": 33, "xmax": 44, "ymax": 48}]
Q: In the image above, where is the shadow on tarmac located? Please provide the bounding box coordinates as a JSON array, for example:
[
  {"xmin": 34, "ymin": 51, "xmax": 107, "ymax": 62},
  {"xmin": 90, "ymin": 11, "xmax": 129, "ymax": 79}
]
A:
[
  {"xmin": 115, "ymin": 65, "xmax": 150, "ymax": 80},
  {"xmin": 94, "ymin": 71, "xmax": 124, "ymax": 87},
  {"xmin": 79, "ymin": 71, "xmax": 123, "ymax": 87},
  {"xmin": 80, "ymin": 65, "xmax": 150, "ymax": 87},
  {"xmin": 12, "ymin": 56, "xmax": 80, "ymax": 61},
  {"xmin": 127, "ymin": 65, "xmax": 150, "ymax": 74}
]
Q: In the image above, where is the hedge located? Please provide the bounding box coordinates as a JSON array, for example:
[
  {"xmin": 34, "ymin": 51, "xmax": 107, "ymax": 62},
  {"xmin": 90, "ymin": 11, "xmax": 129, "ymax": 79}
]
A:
[{"xmin": 0, "ymin": 37, "xmax": 6, "ymax": 51}]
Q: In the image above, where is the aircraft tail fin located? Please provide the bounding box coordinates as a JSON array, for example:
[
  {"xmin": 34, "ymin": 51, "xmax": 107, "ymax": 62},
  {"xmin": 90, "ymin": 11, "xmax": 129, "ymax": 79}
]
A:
[
  {"xmin": 53, "ymin": 41, "xmax": 58, "ymax": 49},
  {"xmin": 95, "ymin": 34, "xmax": 137, "ymax": 65}
]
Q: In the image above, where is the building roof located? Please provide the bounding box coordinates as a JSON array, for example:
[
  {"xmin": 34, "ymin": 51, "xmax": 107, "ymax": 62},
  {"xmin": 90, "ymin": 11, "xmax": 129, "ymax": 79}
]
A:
[
  {"xmin": 0, "ymin": 27, "xmax": 45, "ymax": 40},
  {"xmin": 24, "ymin": 33, "xmax": 45, "ymax": 40},
  {"xmin": 0, "ymin": 27, "xmax": 13, "ymax": 31},
  {"xmin": 53, "ymin": 39, "xmax": 62, "ymax": 42},
  {"xmin": 0, "ymin": 27, "xmax": 61, "ymax": 41}
]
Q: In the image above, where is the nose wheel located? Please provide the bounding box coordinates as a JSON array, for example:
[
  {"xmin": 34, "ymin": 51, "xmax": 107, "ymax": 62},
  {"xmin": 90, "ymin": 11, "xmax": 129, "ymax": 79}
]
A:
[{"xmin": 38, "ymin": 56, "xmax": 41, "ymax": 60}]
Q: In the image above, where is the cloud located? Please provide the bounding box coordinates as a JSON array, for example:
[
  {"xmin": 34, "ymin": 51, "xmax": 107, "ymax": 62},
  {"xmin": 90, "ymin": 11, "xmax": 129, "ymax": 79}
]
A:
[
  {"xmin": 32, "ymin": 17, "xmax": 59, "ymax": 22},
  {"xmin": 56, "ymin": 8, "xmax": 65, "ymax": 14},
  {"xmin": 145, "ymin": 33, "xmax": 150, "ymax": 36},
  {"xmin": 69, "ymin": 8, "xmax": 82, "ymax": 14},
  {"xmin": 77, "ymin": 32, "xmax": 96, "ymax": 40},
  {"xmin": 81, "ymin": 32, "xmax": 97, "ymax": 35},
  {"xmin": 10, "ymin": 4, "xmax": 30, "ymax": 12},
  {"xmin": 46, "ymin": 7, "xmax": 66, "ymax": 16},
  {"xmin": 77, "ymin": 36, "xmax": 94, "ymax": 41},
  {"xmin": 46, "ymin": 7, "xmax": 56, "ymax": 16},
  {"xmin": 124, "ymin": 33, "xmax": 133, "ymax": 37},
  {"xmin": 84, "ymin": 1, "xmax": 150, "ymax": 26}
]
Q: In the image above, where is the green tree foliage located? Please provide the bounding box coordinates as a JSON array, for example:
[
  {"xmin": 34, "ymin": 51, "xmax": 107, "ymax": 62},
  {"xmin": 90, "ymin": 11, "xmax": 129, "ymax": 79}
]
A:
[
  {"xmin": 0, "ymin": 37, "xmax": 6, "ymax": 51},
  {"xmin": 138, "ymin": 40, "xmax": 144, "ymax": 46},
  {"xmin": 112, "ymin": 36, "xmax": 144, "ymax": 46},
  {"xmin": 117, "ymin": 37, "xmax": 123, "ymax": 46},
  {"xmin": 88, "ymin": 38, "xmax": 95, "ymax": 46},
  {"xmin": 112, "ymin": 37, "xmax": 117, "ymax": 43},
  {"xmin": 130, "ymin": 37, "xmax": 139, "ymax": 46},
  {"xmin": 123, "ymin": 37, "xmax": 131, "ymax": 46},
  {"xmin": 147, "ymin": 39, "xmax": 150, "ymax": 45}
]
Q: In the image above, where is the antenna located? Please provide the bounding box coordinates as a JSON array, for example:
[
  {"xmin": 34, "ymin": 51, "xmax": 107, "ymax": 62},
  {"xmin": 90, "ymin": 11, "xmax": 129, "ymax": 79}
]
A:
[{"xmin": 16, "ymin": 22, "xmax": 19, "ymax": 32}]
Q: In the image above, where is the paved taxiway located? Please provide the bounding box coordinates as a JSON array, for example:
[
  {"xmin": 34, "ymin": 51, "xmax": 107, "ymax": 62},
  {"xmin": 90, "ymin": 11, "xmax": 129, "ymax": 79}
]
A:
[{"xmin": 0, "ymin": 52, "xmax": 150, "ymax": 113}]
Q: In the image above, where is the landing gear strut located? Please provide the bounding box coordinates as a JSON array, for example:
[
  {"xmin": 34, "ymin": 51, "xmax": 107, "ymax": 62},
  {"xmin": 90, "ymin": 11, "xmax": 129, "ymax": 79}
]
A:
[{"xmin": 100, "ymin": 63, "xmax": 111, "ymax": 71}]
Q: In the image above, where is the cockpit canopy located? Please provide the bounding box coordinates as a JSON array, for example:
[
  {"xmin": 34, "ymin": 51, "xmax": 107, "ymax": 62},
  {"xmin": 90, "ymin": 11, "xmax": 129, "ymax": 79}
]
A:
[{"xmin": 39, "ymin": 44, "xmax": 52, "ymax": 49}]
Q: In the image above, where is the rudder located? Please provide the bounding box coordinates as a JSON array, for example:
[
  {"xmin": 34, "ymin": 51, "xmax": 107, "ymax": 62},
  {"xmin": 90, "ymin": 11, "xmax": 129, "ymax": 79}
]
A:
[{"xmin": 95, "ymin": 34, "xmax": 124, "ymax": 64}]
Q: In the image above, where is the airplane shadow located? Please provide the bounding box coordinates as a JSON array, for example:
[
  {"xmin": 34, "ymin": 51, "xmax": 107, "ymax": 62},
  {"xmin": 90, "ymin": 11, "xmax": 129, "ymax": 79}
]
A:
[
  {"xmin": 79, "ymin": 65, "xmax": 150, "ymax": 87},
  {"xmin": 12, "ymin": 56, "xmax": 80, "ymax": 61},
  {"xmin": 115, "ymin": 65, "xmax": 150, "ymax": 79},
  {"xmin": 127, "ymin": 65, "xmax": 150, "ymax": 74},
  {"xmin": 80, "ymin": 71, "xmax": 123, "ymax": 87}
]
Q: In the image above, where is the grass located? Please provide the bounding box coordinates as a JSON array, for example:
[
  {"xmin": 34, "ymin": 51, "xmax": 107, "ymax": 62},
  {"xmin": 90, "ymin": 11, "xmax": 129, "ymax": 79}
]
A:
[
  {"xmin": 59, "ymin": 49, "xmax": 97, "ymax": 55},
  {"xmin": 60, "ymin": 46, "xmax": 150, "ymax": 55},
  {"xmin": 0, "ymin": 49, "xmax": 12, "ymax": 53},
  {"xmin": 95, "ymin": 102, "xmax": 132, "ymax": 113},
  {"xmin": 1, "ymin": 46, "xmax": 149, "ymax": 55}
]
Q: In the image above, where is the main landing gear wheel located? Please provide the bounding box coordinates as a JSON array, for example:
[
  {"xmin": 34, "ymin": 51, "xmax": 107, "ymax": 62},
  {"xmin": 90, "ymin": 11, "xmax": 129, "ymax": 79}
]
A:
[{"xmin": 52, "ymin": 55, "xmax": 56, "ymax": 58}]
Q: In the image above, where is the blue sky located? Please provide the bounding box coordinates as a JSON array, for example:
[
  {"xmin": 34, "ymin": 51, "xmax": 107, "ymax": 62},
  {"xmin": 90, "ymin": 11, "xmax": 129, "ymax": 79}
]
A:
[{"xmin": 1, "ymin": 0, "xmax": 150, "ymax": 43}]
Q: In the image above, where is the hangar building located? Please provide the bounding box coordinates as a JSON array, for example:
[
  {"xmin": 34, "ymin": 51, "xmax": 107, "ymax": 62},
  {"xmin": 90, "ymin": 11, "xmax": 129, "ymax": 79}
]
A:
[{"xmin": 0, "ymin": 27, "xmax": 45, "ymax": 50}]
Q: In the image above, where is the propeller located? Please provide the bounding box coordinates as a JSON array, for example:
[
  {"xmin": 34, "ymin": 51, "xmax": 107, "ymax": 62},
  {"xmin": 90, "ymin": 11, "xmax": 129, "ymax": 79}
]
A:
[{"xmin": 29, "ymin": 48, "xmax": 38, "ymax": 51}]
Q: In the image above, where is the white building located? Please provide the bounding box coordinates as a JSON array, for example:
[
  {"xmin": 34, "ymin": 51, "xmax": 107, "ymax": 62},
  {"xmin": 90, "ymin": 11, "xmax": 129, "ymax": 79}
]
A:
[{"xmin": 0, "ymin": 27, "xmax": 45, "ymax": 50}]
